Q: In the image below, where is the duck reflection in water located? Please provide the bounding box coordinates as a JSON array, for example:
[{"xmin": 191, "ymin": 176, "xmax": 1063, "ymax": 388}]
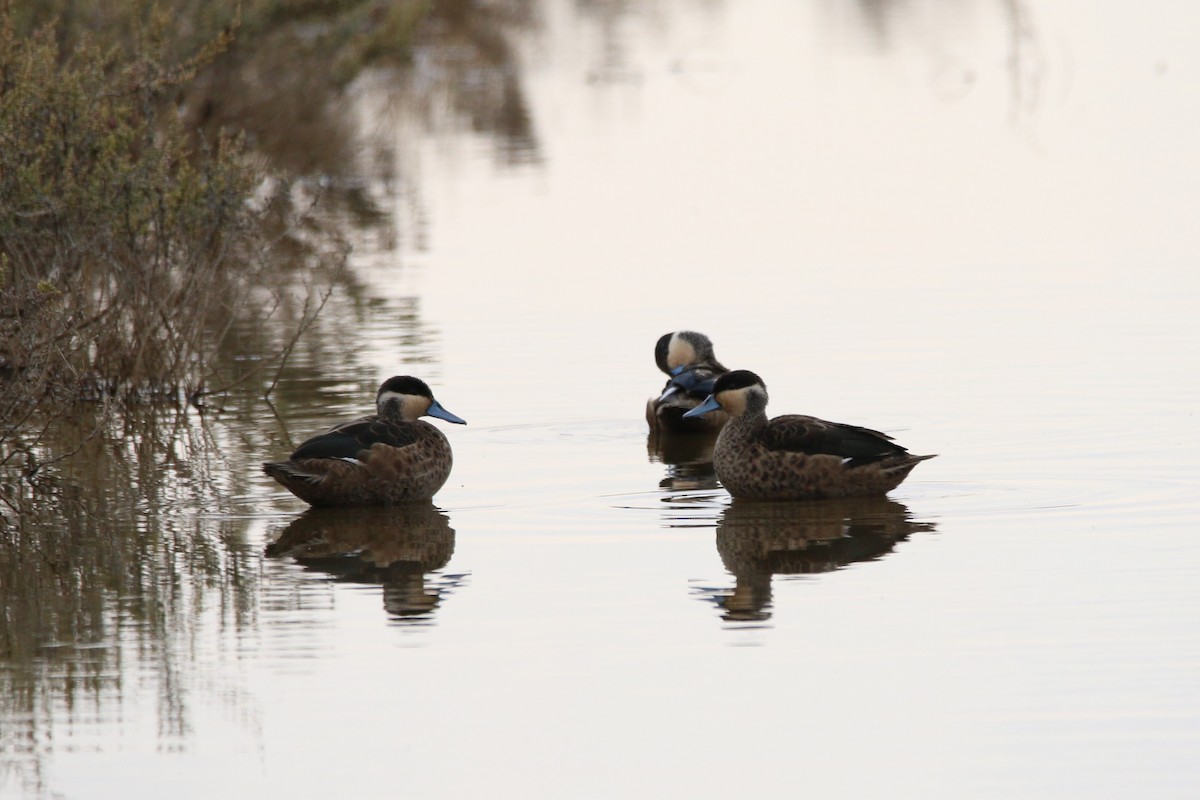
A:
[
  {"xmin": 265, "ymin": 504, "xmax": 465, "ymax": 621},
  {"xmin": 696, "ymin": 498, "xmax": 936, "ymax": 623},
  {"xmin": 647, "ymin": 430, "xmax": 721, "ymax": 493}
]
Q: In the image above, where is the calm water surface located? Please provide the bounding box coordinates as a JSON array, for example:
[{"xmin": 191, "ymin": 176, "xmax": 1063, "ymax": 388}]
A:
[{"xmin": 4, "ymin": 0, "xmax": 1200, "ymax": 797}]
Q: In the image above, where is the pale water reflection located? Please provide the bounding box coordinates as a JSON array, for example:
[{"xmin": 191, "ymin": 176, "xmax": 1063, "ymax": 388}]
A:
[{"xmin": 4, "ymin": 0, "xmax": 1200, "ymax": 798}]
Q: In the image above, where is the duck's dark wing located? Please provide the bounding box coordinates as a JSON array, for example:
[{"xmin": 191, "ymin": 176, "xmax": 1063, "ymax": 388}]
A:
[
  {"xmin": 670, "ymin": 368, "xmax": 718, "ymax": 398},
  {"xmin": 760, "ymin": 415, "xmax": 909, "ymax": 466},
  {"xmin": 289, "ymin": 416, "xmax": 419, "ymax": 460}
]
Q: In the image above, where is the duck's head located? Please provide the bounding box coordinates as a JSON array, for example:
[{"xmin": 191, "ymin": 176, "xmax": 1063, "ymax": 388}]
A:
[
  {"xmin": 682, "ymin": 369, "xmax": 767, "ymax": 419},
  {"xmin": 376, "ymin": 376, "xmax": 467, "ymax": 424},
  {"xmin": 654, "ymin": 331, "xmax": 722, "ymax": 377}
]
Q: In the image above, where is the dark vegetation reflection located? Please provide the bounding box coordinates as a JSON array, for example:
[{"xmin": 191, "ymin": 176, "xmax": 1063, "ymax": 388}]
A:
[
  {"xmin": 265, "ymin": 505, "xmax": 466, "ymax": 622},
  {"xmin": 694, "ymin": 499, "xmax": 936, "ymax": 624},
  {"xmin": 0, "ymin": 408, "xmax": 260, "ymax": 791}
]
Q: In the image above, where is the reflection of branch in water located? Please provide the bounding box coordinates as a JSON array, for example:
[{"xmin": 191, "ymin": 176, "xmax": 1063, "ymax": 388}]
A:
[
  {"xmin": 266, "ymin": 504, "xmax": 466, "ymax": 621},
  {"xmin": 695, "ymin": 497, "xmax": 936, "ymax": 623},
  {"xmin": 369, "ymin": 0, "xmax": 543, "ymax": 167},
  {"xmin": 0, "ymin": 407, "xmax": 263, "ymax": 794},
  {"xmin": 853, "ymin": 0, "xmax": 895, "ymax": 48},
  {"xmin": 1001, "ymin": 0, "xmax": 1046, "ymax": 127},
  {"xmin": 845, "ymin": 0, "xmax": 1047, "ymax": 127},
  {"xmin": 576, "ymin": 0, "xmax": 657, "ymax": 85}
]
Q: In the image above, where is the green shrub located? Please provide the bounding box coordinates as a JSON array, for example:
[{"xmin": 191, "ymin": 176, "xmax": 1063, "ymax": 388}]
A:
[{"xmin": 0, "ymin": 12, "xmax": 261, "ymax": 415}]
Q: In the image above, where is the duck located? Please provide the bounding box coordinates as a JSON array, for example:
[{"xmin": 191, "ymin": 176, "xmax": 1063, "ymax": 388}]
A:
[
  {"xmin": 682, "ymin": 369, "xmax": 934, "ymax": 500},
  {"xmin": 262, "ymin": 376, "xmax": 466, "ymax": 506},
  {"xmin": 645, "ymin": 331, "xmax": 731, "ymax": 434}
]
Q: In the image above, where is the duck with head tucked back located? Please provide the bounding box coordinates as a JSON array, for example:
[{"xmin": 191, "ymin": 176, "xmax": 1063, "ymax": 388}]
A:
[
  {"xmin": 646, "ymin": 331, "xmax": 731, "ymax": 434},
  {"xmin": 263, "ymin": 376, "xmax": 466, "ymax": 506},
  {"xmin": 683, "ymin": 370, "xmax": 934, "ymax": 500}
]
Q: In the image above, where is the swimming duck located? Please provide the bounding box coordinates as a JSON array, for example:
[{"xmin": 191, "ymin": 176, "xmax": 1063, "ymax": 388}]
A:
[
  {"xmin": 646, "ymin": 331, "xmax": 731, "ymax": 434},
  {"xmin": 682, "ymin": 370, "xmax": 934, "ymax": 500},
  {"xmin": 263, "ymin": 376, "xmax": 466, "ymax": 506}
]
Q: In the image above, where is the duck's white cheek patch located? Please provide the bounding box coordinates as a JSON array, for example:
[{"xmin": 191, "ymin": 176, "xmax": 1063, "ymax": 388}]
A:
[
  {"xmin": 668, "ymin": 334, "xmax": 696, "ymax": 370},
  {"xmin": 377, "ymin": 390, "xmax": 405, "ymax": 409}
]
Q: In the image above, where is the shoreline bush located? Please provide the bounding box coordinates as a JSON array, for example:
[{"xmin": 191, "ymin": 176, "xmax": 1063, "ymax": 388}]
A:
[{"xmin": 0, "ymin": 13, "xmax": 264, "ymax": 414}]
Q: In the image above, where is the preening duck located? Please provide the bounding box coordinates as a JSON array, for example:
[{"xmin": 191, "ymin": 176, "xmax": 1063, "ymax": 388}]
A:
[{"xmin": 646, "ymin": 330, "xmax": 730, "ymax": 434}]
